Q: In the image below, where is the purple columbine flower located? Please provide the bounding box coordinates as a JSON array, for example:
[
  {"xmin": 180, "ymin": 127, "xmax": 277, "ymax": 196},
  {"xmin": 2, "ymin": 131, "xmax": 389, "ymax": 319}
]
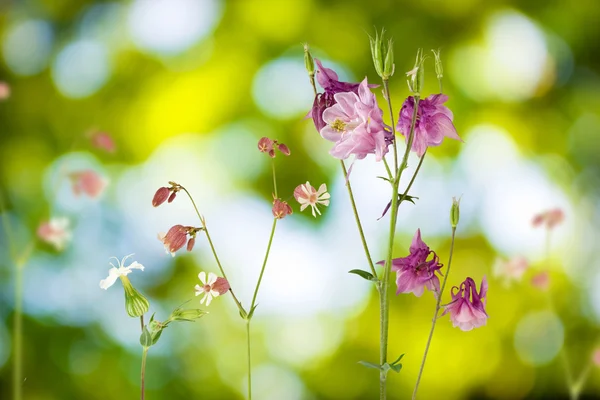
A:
[
  {"xmin": 320, "ymin": 78, "xmax": 392, "ymax": 161},
  {"xmin": 308, "ymin": 59, "xmax": 377, "ymax": 132},
  {"xmin": 397, "ymin": 94, "xmax": 461, "ymax": 157},
  {"xmin": 442, "ymin": 276, "xmax": 488, "ymax": 331},
  {"xmin": 378, "ymin": 229, "xmax": 442, "ymax": 297}
]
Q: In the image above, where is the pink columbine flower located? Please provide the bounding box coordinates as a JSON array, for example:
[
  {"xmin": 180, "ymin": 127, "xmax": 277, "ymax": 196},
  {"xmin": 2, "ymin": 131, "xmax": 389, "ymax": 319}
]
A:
[
  {"xmin": 194, "ymin": 271, "xmax": 230, "ymax": 306},
  {"xmin": 532, "ymin": 208, "xmax": 564, "ymax": 230},
  {"xmin": 396, "ymin": 94, "xmax": 461, "ymax": 157},
  {"xmin": 70, "ymin": 170, "xmax": 108, "ymax": 198},
  {"xmin": 90, "ymin": 131, "xmax": 116, "ymax": 153},
  {"xmin": 320, "ymin": 78, "xmax": 392, "ymax": 161},
  {"xmin": 443, "ymin": 276, "xmax": 488, "ymax": 331},
  {"xmin": 531, "ymin": 270, "xmax": 550, "ymax": 291},
  {"xmin": 593, "ymin": 349, "xmax": 600, "ymax": 367},
  {"xmin": 378, "ymin": 229, "xmax": 442, "ymax": 297},
  {"xmin": 37, "ymin": 217, "xmax": 72, "ymax": 251},
  {"xmin": 294, "ymin": 182, "xmax": 330, "ymax": 217},
  {"xmin": 493, "ymin": 256, "xmax": 529, "ymax": 286},
  {"xmin": 159, "ymin": 225, "xmax": 198, "ymax": 256},
  {"xmin": 0, "ymin": 81, "xmax": 10, "ymax": 100},
  {"xmin": 272, "ymin": 198, "xmax": 293, "ymax": 219}
]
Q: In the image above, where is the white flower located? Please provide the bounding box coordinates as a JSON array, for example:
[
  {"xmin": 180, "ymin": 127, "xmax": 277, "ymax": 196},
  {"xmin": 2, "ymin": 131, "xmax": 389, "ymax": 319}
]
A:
[
  {"xmin": 293, "ymin": 182, "xmax": 330, "ymax": 217},
  {"xmin": 100, "ymin": 254, "xmax": 145, "ymax": 290},
  {"xmin": 194, "ymin": 272, "xmax": 220, "ymax": 306},
  {"xmin": 37, "ymin": 217, "xmax": 72, "ymax": 251}
]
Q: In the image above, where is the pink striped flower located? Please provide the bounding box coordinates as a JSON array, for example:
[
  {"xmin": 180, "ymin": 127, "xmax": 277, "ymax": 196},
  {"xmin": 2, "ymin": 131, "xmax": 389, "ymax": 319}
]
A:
[
  {"xmin": 443, "ymin": 276, "xmax": 488, "ymax": 331},
  {"xmin": 70, "ymin": 170, "xmax": 108, "ymax": 198}
]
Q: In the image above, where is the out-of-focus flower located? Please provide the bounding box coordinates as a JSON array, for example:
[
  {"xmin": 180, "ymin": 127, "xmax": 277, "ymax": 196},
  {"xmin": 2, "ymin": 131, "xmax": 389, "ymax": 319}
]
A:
[
  {"xmin": 99, "ymin": 254, "xmax": 145, "ymax": 290},
  {"xmin": 257, "ymin": 137, "xmax": 291, "ymax": 158},
  {"xmin": 294, "ymin": 182, "xmax": 330, "ymax": 217},
  {"xmin": 0, "ymin": 82, "xmax": 10, "ymax": 100},
  {"xmin": 158, "ymin": 225, "xmax": 200, "ymax": 256},
  {"xmin": 90, "ymin": 131, "xmax": 116, "ymax": 153},
  {"xmin": 70, "ymin": 170, "xmax": 108, "ymax": 198},
  {"xmin": 37, "ymin": 217, "xmax": 72, "ymax": 251},
  {"xmin": 397, "ymin": 94, "xmax": 461, "ymax": 157},
  {"xmin": 320, "ymin": 78, "xmax": 392, "ymax": 161},
  {"xmin": 194, "ymin": 271, "xmax": 229, "ymax": 306},
  {"xmin": 443, "ymin": 276, "xmax": 488, "ymax": 331},
  {"xmin": 378, "ymin": 229, "xmax": 442, "ymax": 297},
  {"xmin": 532, "ymin": 208, "xmax": 564, "ymax": 230},
  {"xmin": 493, "ymin": 256, "xmax": 529, "ymax": 286},
  {"xmin": 272, "ymin": 198, "xmax": 293, "ymax": 219},
  {"xmin": 593, "ymin": 349, "xmax": 600, "ymax": 367},
  {"xmin": 531, "ymin": 270, "xmax": 550, "ymax": 291}
]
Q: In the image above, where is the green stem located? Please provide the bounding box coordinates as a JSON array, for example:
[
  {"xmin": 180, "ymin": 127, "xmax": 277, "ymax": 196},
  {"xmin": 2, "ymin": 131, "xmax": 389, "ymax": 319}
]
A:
[
  {"xmin": 271, "ymin": 159, "xmax": 278, "ymax": 199},
  {"xmin": 341, "ymin": 160, "xmax": 377, "ymax": 279},
  {"xmin": 140, "ymin": 347, "xmax": 148, "ymax": 400},
  {"xmin": 180, "ymin": 186, "xmax": 245, "ymax": 313},
  {"xmin": 246, "ymin": 320, "xmax": 252, "ymax": 400},
  {"xmin": 412, "ymin": 227, "xmax": 456, "ymax": 400},
  {"xmin": 380, "ymin": 94, "xmax": 420, "ymax": 400},
  {"xmin": 250, "ymin": 218, "xmax": 277, "ymax": 311}
]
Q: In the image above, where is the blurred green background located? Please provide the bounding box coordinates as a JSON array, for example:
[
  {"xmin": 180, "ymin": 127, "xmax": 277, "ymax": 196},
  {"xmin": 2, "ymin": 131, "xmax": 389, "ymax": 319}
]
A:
[{"xmin": 1, "ymin": 0, "xmax": 600, "ymax": 399}]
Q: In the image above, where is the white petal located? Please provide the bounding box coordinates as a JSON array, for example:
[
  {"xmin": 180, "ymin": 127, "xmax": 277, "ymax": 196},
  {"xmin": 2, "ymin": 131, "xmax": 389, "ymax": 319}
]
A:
[
  {"xmin": 300, "ymin": 203, "xmax": 308, "ymax": 212},
  {"xmin": 210, "ymin": 289, "xmax": 220, "ymax": 298},
  {"xmin": 198, "ymin": 271, "xmax": 207, "ymax": 285},
  {"xmin": 319, "ymin": 199, "xmax": 330, "ymax": 206},
  {"xmin": 99, "ymin": 268, "xmax": 120, "ymax": 290},
  {"xmin": 200, "ymin": 293, "xmax": 208, "ymax": 305},
  {"xmin": 205, "ymin": 293, "xmax": 213, "ymax": 306},
  {"xmin": 317, "ymin": 184, "xmax": 328, "ymax": 195},
  {"xmin": 194, "ymin": 284, "xmax": 203, "ymax": 296},
  {"xmin": 127, "ymin": 261, "xmax": 144, "ymax": 271},
  {"xmin": 318, "ymin": 192, "xmax": 331, "ymax": 200},
  {"xmin": 207, "ymin": 272, "xmax": 217, "ymax": 285}
]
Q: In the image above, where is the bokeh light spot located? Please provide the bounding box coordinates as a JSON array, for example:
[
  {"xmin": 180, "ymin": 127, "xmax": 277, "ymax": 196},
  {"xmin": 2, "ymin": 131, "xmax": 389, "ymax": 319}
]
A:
[
  {"xmin": 514, "ymin": 310, "xmax": 564, "ymax": 365},
  {"xmin": 2, "ymin": 19, "xmax": 54, "ymax": 76}
]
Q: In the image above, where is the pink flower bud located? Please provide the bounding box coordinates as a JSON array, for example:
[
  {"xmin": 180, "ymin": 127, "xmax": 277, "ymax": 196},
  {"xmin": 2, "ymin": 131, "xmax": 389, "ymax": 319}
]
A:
[
  {"xmin": 212, "ymin": 277, "xmax": 230, "ymax": 295},
  {"xmin": 531, "ymin": 271, "xmax": 550, "ymax": 291},
  {"xmin": 272, "ymin": 199, "xmax": 293, "ymax": 219},
  {"xmin": 277, "ymin": 143, "xmax": 291, "ymax": 156},
  {"xmin": 168, "ymin": 191, "xmax": 177, "ymax": 203},
  {"xmin": 187, "ymin": 237, "xmax": 196, "ymax": 252},
  {"xmin": 268, "ymin": 149, "xmax": 275, "ymax": 158},
  {"xmin": 258, "ymin": 137, "xmax": 274, "ymax": 153},
  {"xmin": 163, "ymin": 225, "xmax": 188, "ymax": 253},
  {"xmin": 593, "ymin": 349, "xmax": 600, "ymax": 367},
  {"xmin": 152, "ymin": 187, "xmax": 170, "ymax": 207}
]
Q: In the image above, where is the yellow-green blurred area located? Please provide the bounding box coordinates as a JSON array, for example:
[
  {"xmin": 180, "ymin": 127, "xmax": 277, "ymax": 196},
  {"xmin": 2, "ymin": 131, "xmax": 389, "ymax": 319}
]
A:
[{"xmin": 1, "ymin": 0, "xmax": 600, "ymax": 399}]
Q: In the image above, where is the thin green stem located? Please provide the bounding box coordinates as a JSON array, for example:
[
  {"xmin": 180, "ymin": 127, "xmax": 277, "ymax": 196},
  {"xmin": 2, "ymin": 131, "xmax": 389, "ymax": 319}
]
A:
[
  {"xmin": 246, "ymin": 320, "xmax": 252, "ymax": 400},
  {"xmin": 271, "ymin": 159, "xmax": 278, "ymax": 198},
  {"xmin": 250, "ymin": 218, "xmax": 277, "ymax": 311},
  {"xmin": 382, "ymin": 158, "xmax": 393, "ymax": 183},
  {"xmin": 380, "ymin": 94, "xmax": 420, "ymax": 400},
  {"xmin": 180, "ymin": 186, "xmax": 245, "ymax": 312},
  {"xmin": 140, "ymin": 347, "xmax": 148, "ymax": 400},
  {"xmin": 341, "ymin": 160, "xmax": 377, "ymax": 279},
  {"xmin": 412, "ymin": 227, "xmax": 456, "ymax": 400}
]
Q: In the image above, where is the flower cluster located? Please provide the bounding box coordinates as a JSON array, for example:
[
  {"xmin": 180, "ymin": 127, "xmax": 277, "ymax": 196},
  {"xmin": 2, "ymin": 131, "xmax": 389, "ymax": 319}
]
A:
[
  {"xmin": 159, "ymin": 225, "xmax": 202, "ymax": 256},
  {"xmin": 152, "ymin": 182, "xmax": 182, "ymax": 207},
  {"xmin": 258, "ymin": 137, "xmax": 290, "ymax": 158}
]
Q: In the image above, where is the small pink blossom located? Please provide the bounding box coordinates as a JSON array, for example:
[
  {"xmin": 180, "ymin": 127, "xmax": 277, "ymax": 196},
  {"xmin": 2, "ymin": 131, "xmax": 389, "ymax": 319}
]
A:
[
  {"xmin": 397, "ymin": 94, "xmax": 461, "ymax": 157},
  {"xmin": 90, "ymin": 131, "xmax": 116, "ymax": 153},
  {"xmin": 37, "ymin": 217, "xmax": 72, "ymax": 251},
  {"xmin": 0, "ymin": 82, "xmax": 10, "ymax": 100},
  {"xmin": 443, "ymin": 276, "xmax": 488, "ymax": 331},
  {"xmin": 159, "ymin": 225, "xmax": 199, "ymax": 256},
  {"xmin": 593, "ymin": 349, "xmax": 600, "ymax": 367},
  {"xmin": 70, "ymin": 170, "xmax": 108, "ymax": 198},
  {"xmin": 294, "ymin": 182, "xmax": 330, "ymax": 217},
  {"xmin": 272, "ymin": 198, "xmax": 293, "ymax": 219},
  {"xmin": 493, "ymin": 256, "xmax": 529, "ymax": 286},
  {"xmin": 194, "ymin": 271, "xmax": 229, "ymax": 306},
  {"xmin": 320, "ymin": 78, "xmax": 392, "ymax": 161},
  {"xmin": 257, "ymin": 137, "xmax": 290, "ymax": 158},
  {"xmin": 531, "ymin": 271, "xmax": 550, "ymax": 291},
  {"xmin": 532, "ymin": 208, "xmax": 564, "ymax": 230},
  {"xmin": 378, "ymin": 229, "xmax": 442, "ymax": 297}
]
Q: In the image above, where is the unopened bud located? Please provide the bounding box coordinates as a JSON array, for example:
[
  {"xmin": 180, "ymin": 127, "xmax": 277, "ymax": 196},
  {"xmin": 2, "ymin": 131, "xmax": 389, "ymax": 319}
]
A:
[
  {"xmin": 278, "ymin": 143, "xmax": 290, "ymax": 156},
  {"xmin": 431, "ymin": 49, "xmax": 443, "ymax": 80},
  {"xmin": 121, "ymin": 276, "xmax": 150, "ymax": 317},
  {"xmin": 167, "ymin": 191, "xmax": 177, "ymax": 203},
  {"xmin": 303, "ymin": 43, "xmax": 315, "ymax": 76},
  {"xmin": 407, "ymin": 48, "xmax": 425, "ymax": 95},
  {"xmin": 152, "ymin": 187, "xmax": 170, "ymax": 207},
  {"xmin": 169, "ymin": 308, "xmax": 208, "ymax": 322},
  {"xmin": 450, "ymin": 197, "xmax": 460, "ymax": 228},
  {"xmin": 186, "ymin": 237, "xmax": 196, "ymax": 252},
  {"xmin": 369, "ymin": 30, "xmax": 384, "ymax": 78},
  {"xmin": 383, "ymin": 39, "xmax": 395, "ymax": 78},
  {"xmin": 162, "ymin": 225, "xmax": 188, "ymax": 253}
]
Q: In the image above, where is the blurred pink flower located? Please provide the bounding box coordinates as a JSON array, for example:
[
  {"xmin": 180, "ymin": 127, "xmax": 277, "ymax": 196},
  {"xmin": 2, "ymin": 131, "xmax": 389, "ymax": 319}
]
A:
[
  {"xmin": 0, "ymin": 81, "xmax": 10, "ymax": 100},
  {"xmin": 493, "ymin": 256, "xmax": 529, "ymax": 286},
  {"xmin": 37, "ymin": 217, "xmax": 72, "ymax": 251},
  {"xmin": 320, "ymin": 78, "xmax": 392, "ymax": 161},
  {"xmin": 70, "ymin": 170, "xmax": 108, "ymax": 198},
  {"xmin": 531, "ymin": 271, "xmax": 550, "ymax": 291},
  {"xmin": 194, "ymin": 271, "xmax": 229, "ymax": 306},
  {"xmin": 532, "ymin": 208, "xmax": 564, "ymax": 229},
  {"xmin": 443, "ymin": 276, "xmax": 488, "ymax": 331},
  {"xmin": 593, "ymin": 349, "xmax": 600, "ymax": 367},
  {"xmin": 294, "ymin": 182, "xmax": 330, "ymax": 217},
  {"xmin": 90, "ymin": 131, "xmax": 116, "ymax": 153},
  {"xmin": 397, "ymin": 94, "xmax": 461, "ymax": 157},
  {"xmin": 378, "ymin": 229, "xmax": 442, "ymax": 297}
]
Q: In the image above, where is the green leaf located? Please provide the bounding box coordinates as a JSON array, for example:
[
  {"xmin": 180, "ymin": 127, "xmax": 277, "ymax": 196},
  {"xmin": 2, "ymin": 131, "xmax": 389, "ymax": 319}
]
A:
[
  {"xmin": 348, "ymin": 269, "xmax": 376, "ymax": 282},
  {"xmin": 398, "ymin": 194, "xmax": 418, "ymax": 204},
  {"xmin": 377, "ymin": 176, "xmax": 391, "ymax": 183},
  {"xmin": 358, "ymin": 361, "xmax": 381, "ymax": 370},
  {"xmin": 390, "ymin": 353, "xmax": 405, "ymax": 366},
  {"xmin": 390, "ymin": 363, "xmax": 403, "ymax": 373},
  {"xmin": 247, "ymin": 304, "xmax": 258, "ymax": 320}
]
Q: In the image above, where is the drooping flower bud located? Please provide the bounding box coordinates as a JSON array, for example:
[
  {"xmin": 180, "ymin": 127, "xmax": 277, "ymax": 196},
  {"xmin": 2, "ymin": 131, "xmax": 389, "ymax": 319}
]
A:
[
  {"xmin": 152, "ymin": 187, "xmax": 171, "ymax": 207},
  {"xmin": 278, "ymin": 143, "xmax": 291, "ymax": 156},
  {"xmin": 272, "ymin": 198, "xmax": 293, "ymax": 219},
  {"xmin": 163, "ymin": 225, "xmax": 188, "ymax": 253},
  {"xmin": 121, "ymin": 276, "xmax": 150, "ymax": 317},
  {"xmin": 186, "ymin": 237, "xmax": 196, "ymax": 252},
  {"xmin": 450, "ymin": 197, "xmax": 460, "ymax": 228},
  {"xmin": 168, "ymin": 191, "xmax": 177, "ymax": 203}
]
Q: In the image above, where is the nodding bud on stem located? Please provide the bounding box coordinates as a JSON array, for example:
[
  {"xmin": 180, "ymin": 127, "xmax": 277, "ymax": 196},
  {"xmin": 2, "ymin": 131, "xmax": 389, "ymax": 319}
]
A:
[
  {"xmin": 186, "ymin": 237, "xmax": 196, "ymax": 252},
  {"xmin": 450, "ymin": 197, "xmax": 460, "ymax": 228},
  {"xmin": 303, "ymin": 43, "xmax": 315, "ymax": 76},
  {"xmin": 152, "ymin": 187, "xmax": 170, "ymax": 207},
  {"xmin": 407, "ymin": 48, "xmax": 425, "ymax": 95},
  {"xmin": 369, "ymin": 30, "xmax": 394, "ymax": 80},
  {"xmin": 168, "ymin": 191, "xmax": 177, "ymax": 203}
]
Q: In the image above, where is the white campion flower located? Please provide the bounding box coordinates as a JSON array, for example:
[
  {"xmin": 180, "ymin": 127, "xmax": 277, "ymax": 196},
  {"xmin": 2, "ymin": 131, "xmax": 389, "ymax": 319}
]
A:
[
  {"xmin": 194, "ymin": 271, "xmax": 229, "ymax": 306},
  {"xmin": 293, "ymin": 181, "xmax": 330, "ymax": 217},
  {"xmin": 100, "ymin": 254, "xmax": 145, "ymax": 290}
]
